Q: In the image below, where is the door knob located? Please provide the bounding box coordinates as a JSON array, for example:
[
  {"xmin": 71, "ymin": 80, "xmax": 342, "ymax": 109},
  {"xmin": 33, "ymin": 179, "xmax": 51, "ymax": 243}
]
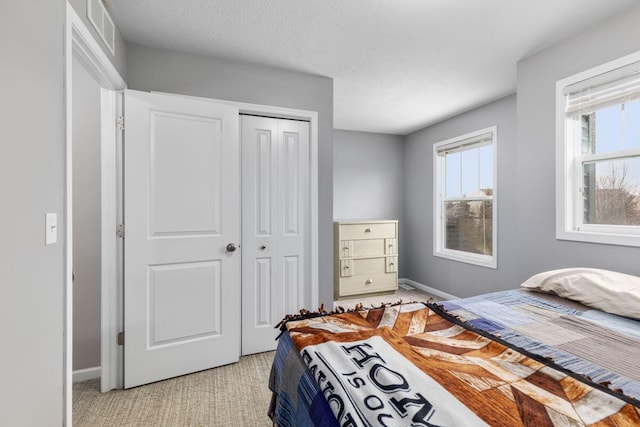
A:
[{"xmin": 226, "ymin": 243, "xmax": 237, "ymax": 252}]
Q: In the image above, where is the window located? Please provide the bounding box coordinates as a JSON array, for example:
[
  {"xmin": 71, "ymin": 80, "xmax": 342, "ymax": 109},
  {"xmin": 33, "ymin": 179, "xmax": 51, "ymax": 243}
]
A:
[
  {"xmin": 556, "ymin": 52, "xmax": 640, "ymax": 247},
  {"xmin": 433, "ymin": 127, "xmax": 497, "ymax": 268}
]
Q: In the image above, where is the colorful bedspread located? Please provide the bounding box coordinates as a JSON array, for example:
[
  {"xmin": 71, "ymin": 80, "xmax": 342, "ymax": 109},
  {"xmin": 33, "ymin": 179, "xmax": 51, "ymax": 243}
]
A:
[
  {"xmin": 439, "ymin": 289, "xmax": 640, "ymax": 401},
  {"xmin": 270, "ymin": 301, "xmax": 639, "ymax": 426}
]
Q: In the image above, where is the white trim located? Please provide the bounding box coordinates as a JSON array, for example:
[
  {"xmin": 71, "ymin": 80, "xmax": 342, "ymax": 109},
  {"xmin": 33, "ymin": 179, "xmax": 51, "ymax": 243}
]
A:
[
  {"xmin": 556, "ymin": 77, "xmax": 571, "ymax": 244},
  {"xmin": 64, "ymin": 8, "xmax": 73, "ymax": 426},
  {"xmin": 100, "ymin": 88, "xmax": 119, "ymax": 393},
  {"xmin": 114, "ymin": 91, "xmax": 125, "ymax": 390},
  {"xmin": 73, "ymin": 367, "xmax": 102, "ymax": 383},
  {"xmin": 66, "ymin": 3, "xmax": 127, "ymax": 423},
  {"xmin": 434, "ymin": 249, "xmax": 496, "ymax": 269},
  {"xmin": 558, "ymin": 229, "xmax": 640, "ymax": 247},
  {"xmin": 398, "ymin": 278, "xmax": 459, "ymax": 300},
  {"xmin": 68, "ymin": 5, "xmax": 124, "ymax": 89},
  {"xmin": 432, "ymin": 126, "xmax": 498, "ymax": 269},
  {"xmin": 309, "ymin": 116, "xmax": 319, "ymax": 309},
  {"xmin": 148, "ymin": 91, "xmax": 320, "ymax": 308},
  {"xmin": 556, "ymin": 50, "xmax": 640, "ymax": 248}
]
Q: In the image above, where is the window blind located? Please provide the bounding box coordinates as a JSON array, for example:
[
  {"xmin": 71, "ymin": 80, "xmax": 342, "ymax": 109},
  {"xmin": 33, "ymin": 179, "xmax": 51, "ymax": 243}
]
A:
[
  {"xmin": 436, "ymin": 132, "xmax": 493, "ymax": 156},
  {"xmin": 565, "ymin": 60, "xmax": 640, "ymax": 117}
]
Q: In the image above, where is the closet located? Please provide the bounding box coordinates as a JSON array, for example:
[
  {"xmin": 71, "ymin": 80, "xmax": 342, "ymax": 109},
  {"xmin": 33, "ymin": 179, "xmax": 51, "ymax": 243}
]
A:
[{"xmin": 122, "ymin": 90, "xmax": 311, "ymax": 387}]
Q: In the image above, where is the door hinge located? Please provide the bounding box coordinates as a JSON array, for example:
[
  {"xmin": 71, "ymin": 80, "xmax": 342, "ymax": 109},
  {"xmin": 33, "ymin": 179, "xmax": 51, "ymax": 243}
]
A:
[
  {"xmin": 116, "ymin": 224, "xmax": 125, "ymax": 238},
  {"xmin": 117, "ymin": 332, "xmax": 124, "ymax": 346},
  {"xmin": 116, "ymin": 116, "xmax": 125, "ymax": 130}
]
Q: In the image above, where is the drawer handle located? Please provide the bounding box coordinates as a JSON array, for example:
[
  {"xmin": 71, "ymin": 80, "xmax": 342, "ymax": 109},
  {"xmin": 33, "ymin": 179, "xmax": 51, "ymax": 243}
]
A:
[
  {"xmin": 364, "ymin": 227, "xmax": 373, "ymax": 232},
  {"xmin": 389, "ymin": 262, "xmax": 394, "ymax": 266},
  {"xmin": 365, "ymin": 279, "xmax": 374, "ymax": 285}
]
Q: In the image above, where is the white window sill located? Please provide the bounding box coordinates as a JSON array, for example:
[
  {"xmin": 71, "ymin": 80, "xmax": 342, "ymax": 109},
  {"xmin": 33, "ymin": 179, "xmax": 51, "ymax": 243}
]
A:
[
  {"xmin": 556, "ymin": 229, "xmax": 640, "ymax": 248},
  {"xmin": 434, "ymin": 249, "xmax": 497, "ymax": 269}
]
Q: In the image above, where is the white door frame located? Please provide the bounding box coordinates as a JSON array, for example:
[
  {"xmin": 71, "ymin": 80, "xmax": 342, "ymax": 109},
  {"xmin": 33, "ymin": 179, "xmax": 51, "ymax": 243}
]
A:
[
  {"xmin": 64, "ymin": 3, "xmax": 126, "ymax": 425},
  {"xmin": 105, "ymin": 94, "xmax": 319, "ymax": 387},
  {"xmin": 65, "ymin": 2, "xmax": 319, "ymax": 417}
]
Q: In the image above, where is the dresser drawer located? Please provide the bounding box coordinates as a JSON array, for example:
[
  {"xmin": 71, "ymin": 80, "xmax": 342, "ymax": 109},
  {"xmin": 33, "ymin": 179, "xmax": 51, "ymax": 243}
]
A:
[
  {"xmin": 339, "ymin": 222, "xmax": 396, "ymax": 240},
  {"xmin": 386, "ymin": 256, "xmax": 397, "ymax": 273},
  {"xmin": 338, "ymin": 273, "xmax": 397, "ymax": 297},
  {"xmin": 340, "ymin": 239, "xmax": 387, "ymax": 258},
  {"xmin": 340, "ymin": 257, "xmax": 387, "ymax": 277}
]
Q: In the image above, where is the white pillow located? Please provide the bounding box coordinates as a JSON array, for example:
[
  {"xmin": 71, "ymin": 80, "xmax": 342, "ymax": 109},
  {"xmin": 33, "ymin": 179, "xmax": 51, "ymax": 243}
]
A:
[{"xmin": 521, "ymin": 268, "xmax": 640, "ymax": 319}]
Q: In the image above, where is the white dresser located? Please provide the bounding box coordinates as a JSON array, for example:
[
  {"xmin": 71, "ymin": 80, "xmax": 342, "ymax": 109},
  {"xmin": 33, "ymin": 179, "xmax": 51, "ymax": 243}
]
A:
[{"xmin": 334, "ymin": 220, "xmax": 398, "ymax": 299}]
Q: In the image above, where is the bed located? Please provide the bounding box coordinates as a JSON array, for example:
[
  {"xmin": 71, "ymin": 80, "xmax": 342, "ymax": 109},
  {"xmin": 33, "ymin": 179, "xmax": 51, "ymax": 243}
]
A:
[{"xmin": 268, "ymin": 268, "xmax": 640, "ymax": 426}]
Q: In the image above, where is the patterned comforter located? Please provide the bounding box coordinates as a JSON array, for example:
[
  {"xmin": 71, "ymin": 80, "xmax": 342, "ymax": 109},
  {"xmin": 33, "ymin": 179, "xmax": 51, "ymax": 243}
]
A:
[
  {"xmin": 269, "ymin": 299, "xmax": 640, "ymax": 426},
  {"xmin": 439, "ymin": 289, "xmax": 640, "ymax": 400}
]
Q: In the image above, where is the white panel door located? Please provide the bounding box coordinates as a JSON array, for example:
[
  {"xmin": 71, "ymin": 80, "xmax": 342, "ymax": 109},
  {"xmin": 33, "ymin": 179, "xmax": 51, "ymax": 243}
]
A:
[
  {"xmin": 241, "ymin": 115, "xmax": 310, "ymax": 355},
  {"xmin": 124, "ymin": 90, "xmax": 240, "ymax": 388}
]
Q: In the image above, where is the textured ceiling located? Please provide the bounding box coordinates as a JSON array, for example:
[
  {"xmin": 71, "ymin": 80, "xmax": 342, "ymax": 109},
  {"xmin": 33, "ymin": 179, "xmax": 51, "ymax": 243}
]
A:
[{"xmin": 107, "ymin": 0, "xmax": 640, "ymax": 135}]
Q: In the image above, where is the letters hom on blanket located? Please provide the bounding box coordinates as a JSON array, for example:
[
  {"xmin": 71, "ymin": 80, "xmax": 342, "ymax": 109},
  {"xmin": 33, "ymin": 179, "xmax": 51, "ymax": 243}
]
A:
[
  {"xmin": 284, "ymin": 302, "xmax": 640, "ymax": 426},
  {"xmin": 301, "ymin": 333, "xmax": 488, "ymax": 426}
]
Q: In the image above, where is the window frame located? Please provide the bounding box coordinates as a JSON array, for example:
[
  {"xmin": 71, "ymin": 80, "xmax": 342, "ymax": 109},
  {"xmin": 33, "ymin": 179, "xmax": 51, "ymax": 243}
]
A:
[
  {"xmin": 556, "ymin": 50, "xmax": 640, "ymax": 248},
  {"xmin": 433, "ymin": 126, "xmax": 498, "ymax": 269}
]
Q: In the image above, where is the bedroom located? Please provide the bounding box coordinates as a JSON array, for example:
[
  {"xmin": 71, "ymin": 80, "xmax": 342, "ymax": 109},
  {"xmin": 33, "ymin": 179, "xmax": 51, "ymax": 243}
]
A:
[{"xmin": 2, "ymin": 0, "xmax": 640, "ymax": 426}]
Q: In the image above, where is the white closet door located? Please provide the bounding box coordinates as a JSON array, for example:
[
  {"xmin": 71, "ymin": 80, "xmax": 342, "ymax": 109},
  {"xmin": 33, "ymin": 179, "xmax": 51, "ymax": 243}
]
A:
[
  {"xmin": 241, "ymin": 115, "xmax": 310, "ymax": 355},
  {"xmin": 123, "ymin": 90, "xmax": 241, "ymax": 388}
]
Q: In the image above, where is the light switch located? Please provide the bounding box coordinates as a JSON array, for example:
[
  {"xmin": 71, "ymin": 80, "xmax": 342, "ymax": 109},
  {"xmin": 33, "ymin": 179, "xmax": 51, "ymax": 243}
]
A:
[{"xmin": 45, "ymin": 213, "xmax": 57, "ymax": 245}]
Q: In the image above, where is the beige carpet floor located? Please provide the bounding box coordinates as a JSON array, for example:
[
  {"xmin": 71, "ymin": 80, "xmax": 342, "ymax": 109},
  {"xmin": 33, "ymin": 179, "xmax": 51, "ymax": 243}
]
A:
[
  {"xmin": 73, "ymin": 351, "xmax": 275, "ymax": 427},
  {"xmin": 73, "ymin": 286, "xmax": 436, "ymax": 426}
]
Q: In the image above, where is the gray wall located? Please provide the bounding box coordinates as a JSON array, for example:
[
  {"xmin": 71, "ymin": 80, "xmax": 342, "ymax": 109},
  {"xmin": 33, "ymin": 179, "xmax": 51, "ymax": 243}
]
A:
[
  {"xmin": 402, "ymin": 4, "xmax": 640, "ymax": 298},
  {"xmin": 333, "ymin": 129, "xmax": 405, "ymax": 276},
  {"xmin": 333, "ymin": 130, "xmax": 404, "ymax": 220},
  {"xmin": 404, "ymin": 95, "xmax": 518, "ymax": 297},
  {"xmin": 72, "ymin": 56, "xmax": 102, "ymax": 371},
  {"xmin": 515, "ymin": 4, "xmax": 640, "ymax": 280},
  {"xmin": 125, "ymin": 43, "xmax": 334, "ymax": 307},
  {"xmin": 0, "ymin": 0, "xmax": 66, "ymax": 425},
  {"xmin": 69, "ymin": 0, "xmax": 128, "ymax": 80}
]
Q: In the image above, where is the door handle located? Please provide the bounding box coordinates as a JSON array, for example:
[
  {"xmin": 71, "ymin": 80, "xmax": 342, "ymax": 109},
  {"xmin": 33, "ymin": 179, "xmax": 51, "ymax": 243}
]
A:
[{"xmin": 226, "ymin": 243, "xmax": 237, "ymax": 252}]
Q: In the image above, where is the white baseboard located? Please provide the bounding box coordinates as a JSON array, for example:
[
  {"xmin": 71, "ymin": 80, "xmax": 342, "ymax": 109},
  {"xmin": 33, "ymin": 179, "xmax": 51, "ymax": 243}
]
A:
[
  {"xmin": 399, "ymin": 278, "xmax": 459, "ymax": 300},
  {"xmin": 73, "ymin": 366, "xmax": 101, "ymax": 383}
]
